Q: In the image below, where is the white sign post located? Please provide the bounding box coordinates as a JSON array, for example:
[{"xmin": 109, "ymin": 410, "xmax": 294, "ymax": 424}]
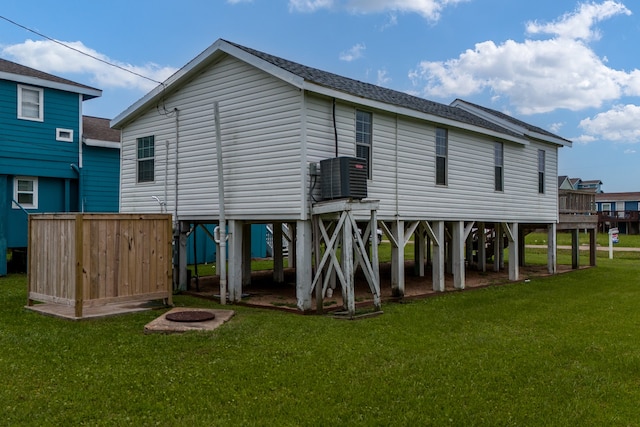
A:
[{"xmin": 609, "ymin": 227, "xmax": 619, "ymax": 260}]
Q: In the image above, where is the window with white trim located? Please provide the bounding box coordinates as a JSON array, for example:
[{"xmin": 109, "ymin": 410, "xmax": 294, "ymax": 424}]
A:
[
  {"xmin": 538, "ymin": 149, "xmax": 545, "ymax": 194},
  {"xmin": 18, "ymin": 85, "xmax": 43, "ymax": 121},
  {"xmin": 355, "ymin": 110, "xmax": 372, "ymax": 179},
  {"xmin": 56, "ymin": 128, "xmax": 74, "ymax": 142},
  {"xmin": 494, "ymin": 142, "xmax": 504, "ymax": 191},
  {"xmin": 13, "ymin": 177, "xmax": 38, "ymax": 209},
  {"xmin": 137, "ymin": 136, "xmax": 155, "ymax": 183},
  {"xmin": 436, "ymin": 128, "xmax": 448, "ymax": 186}
]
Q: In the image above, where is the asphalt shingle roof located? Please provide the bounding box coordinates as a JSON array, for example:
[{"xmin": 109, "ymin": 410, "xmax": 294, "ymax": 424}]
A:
[
  {"xmin": 83, "ymin": 116, "xmax": 120, "ymax": 142},
  {"xmin": 226, "ymin": 40, "xmax": 523, "ymax": 139},
  {"xmin": 595, "ymin": 192, "xmax": 640, "ymax": 202},
  {"xmin": 0, "ymin": 58, "xmax": 100, "ymax": 95}
]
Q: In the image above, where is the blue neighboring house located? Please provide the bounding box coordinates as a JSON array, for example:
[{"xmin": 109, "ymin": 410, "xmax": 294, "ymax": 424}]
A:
[
  {"xmin": 596, "ymin": 192, "xmax": 640, "ymax": 235},
  {"xmin": 81, "ymin": 115, "xmax": 121, "ymax": 212},
  {"xmin": 0, "ymin": 58, "xmax": 120, "ymax": 275}
]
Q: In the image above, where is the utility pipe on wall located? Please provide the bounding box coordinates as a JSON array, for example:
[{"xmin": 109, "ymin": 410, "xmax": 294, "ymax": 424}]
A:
[
  {"xmin": 214, "ymin": 101, "xmax": 227, "ymax": 305},
  {"xmin": 332, "ymin": 97, "xmax": 338, "ymax": 157},
  {"xmin": 77, "ymin": 94, "xmax": 84, "ymax": 212},
  {"xmin": 174, "ymin": 108, "xmax": 180, "ymax": 225},
  {"xmin": 164, "ymin": 139, "xmax": 169, "ymax": 214},
  {"xmin": 70, "ymin": 164, "xmax": 84, "ymax": 213}
]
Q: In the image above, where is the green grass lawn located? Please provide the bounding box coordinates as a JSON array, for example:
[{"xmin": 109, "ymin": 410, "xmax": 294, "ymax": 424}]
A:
[
  {"xmin": 526, "ymin": 231, "xmax": 640, "ymax": 248},
  {"xmin": 3, "ymin": 255, "xmax": 640, "ymax": 425}
]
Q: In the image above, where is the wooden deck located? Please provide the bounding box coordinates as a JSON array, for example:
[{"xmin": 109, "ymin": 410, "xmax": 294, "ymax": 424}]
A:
[
  {"xmin": 558, "ymin": 190, "xmax": 598, "ymax": 231},
  {"xmin": 557, "ymin": 190, "xmax": 598, "ymax": 268},
  {"xmin": 598, "ymin": 211, "xmax": 640, "ymax": 234}
]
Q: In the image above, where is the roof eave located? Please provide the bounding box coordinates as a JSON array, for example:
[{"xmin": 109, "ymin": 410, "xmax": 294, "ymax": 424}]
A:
[
  {"xmin": 304, "ymin": 82, "xmax": 529, "ymax": 146},
  {"xmin": 83, "ymin": 138, "xmax": 120, "ymax": 149},
  {"xmin": 451, "ymin": 99, "xmax": 572, "ymax": 147},
  {"xmin": 528, "ymin": 131, "xmax": 572, "ymax": 147},
  {"xmin": 0, "ymin": 71, "xmax": 101, "ymax": 100}
]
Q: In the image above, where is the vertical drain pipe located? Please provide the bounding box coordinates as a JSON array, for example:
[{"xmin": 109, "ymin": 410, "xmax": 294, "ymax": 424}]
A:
[
  {"xmin": 164, "ymin": 139, "xmax": 169, "ymax": 213},
  {"xmin": 174, "ymin": 108, "xmax": 180, "ymax": 224},
  {"xmin": 214, "ymin": 101, "xmax": 227, "ymax": 305},
  {"xmin": 173, "ymin": 108, "xmax": 182, "ymax": 291},
  {"xmin": 333, "ymin": 98, "xmax": 338, "ymax": 157}
]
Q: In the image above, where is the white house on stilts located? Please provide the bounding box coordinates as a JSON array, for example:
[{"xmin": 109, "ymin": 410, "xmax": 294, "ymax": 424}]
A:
[{"xmin": 111, "ymin": 39, "xmax": 572, "ymax": 316}]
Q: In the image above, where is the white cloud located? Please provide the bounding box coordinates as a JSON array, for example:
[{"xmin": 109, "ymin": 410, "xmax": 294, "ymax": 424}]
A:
[
  {"xmin": 579, "ymin": 104, "xmax": 640, "ymax": 143},
  {"xmin": 624, "ymin": 148, "xmax": 636, "ymax": 154},
  {"xmin": 377, "ymin": 69, "xmax": 391, "ymax": 86},
  {"xmin": 526, "ymin": 0, "xmax": 631, "ymax": 41},
  {"xmin": 573, "ymin": 134, "xmax": 597, "ymax": 144},
  {"xmin": 289, "ymin": 0, "xmax": 334, "ymax": 12},
  {"xmin": 2, "ymin": 39, "xmax": 177, "ymax": 92},
  {"xmin": 380, "ymin": 13, "xmax": 399, "ymax": 30},
  {"xmin": 549, "ymin": 122, "xmax": 564, "ymax": 133},
  {"xmin": 289, "ymin": 0, "xmax": 468, "ymax": 20},
  {"xmin": 409, "ymin": 1, "xmax": 635, "ymax": 115},
  {"xmin": 339, "ymin": 43, "xmax": 366, "ymax": 61}
]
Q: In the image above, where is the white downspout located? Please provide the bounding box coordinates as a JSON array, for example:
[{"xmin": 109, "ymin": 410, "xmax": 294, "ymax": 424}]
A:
[
  {"xmin": 78, "ymin": 94, "xmax": 84, "ymax": 212},
  {"xmin": 214, "ymin": 101, "xmax": 227, "ymax": 305},
  {"xmin": 164, "ymin": 140, "xmax": 169, "ymax": 213},
  {"xmin": 174, "ymin": 108, "xmax": 179, "ymax": 225}
]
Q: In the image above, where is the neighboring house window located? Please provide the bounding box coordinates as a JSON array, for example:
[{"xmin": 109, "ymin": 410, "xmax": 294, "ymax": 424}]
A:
[
  {"xmin": 494, "ymin": 142, "xmax": 504, "ymax": 191},
  {"xmin": 18, "ymin": 85, "xmax": 43, "ymax": 121},
  {"xmin": 601, "ymin": 203, "xmax": 611, "ymax": 215},
  {"xmin": 13, "ymin": 177, "xmax": 38, "ymax": 209},
  {"xmin": 436, "ymin": 128, "xmax": 448, "ymax": 186},
  {"xmin": 56, "ymin": 128, "xmax": 74, "ymax": 142},
  {"xmin": 538, "ymin": 149, "xmax": 545, "ymax": 194},
  {"xmin": 137, "ymin": 136, "xmax": 155, "ymax": 183},
  {"xmin": 355, "ymin": 110, "xmax": 372, "ymax": 179}
]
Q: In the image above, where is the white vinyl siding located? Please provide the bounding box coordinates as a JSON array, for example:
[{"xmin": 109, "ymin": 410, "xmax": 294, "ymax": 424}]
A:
[
  {"xmin": 119, "ymin": 55, "xmax": 560, "ymax": 225},
  {"xmin": 366, "ymin": 111, "xmax": 559, "ymax": 223},
  {"xmin": 289, "ymin": 95, "xmax": 560, "ymax": 223},
  {"xmin": 120, "ymin": 55, "xmax": 303, "ymax": 219}
]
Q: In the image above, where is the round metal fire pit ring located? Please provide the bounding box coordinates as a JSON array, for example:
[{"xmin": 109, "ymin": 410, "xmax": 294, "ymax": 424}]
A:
[{"xmin": 165, "ymin": 310, "xmax": 216, "ymax": 323}]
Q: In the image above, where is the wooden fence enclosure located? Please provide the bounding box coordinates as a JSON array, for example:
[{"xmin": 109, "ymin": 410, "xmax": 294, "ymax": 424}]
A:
[{"xmin": 28, "ymin": 214, "xmax": 173, "ymax": 318}]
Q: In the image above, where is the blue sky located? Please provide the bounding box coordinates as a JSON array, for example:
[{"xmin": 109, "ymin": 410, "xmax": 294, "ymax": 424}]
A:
[{"xmin": 1, "ymin": 0, "xmax": 639, "ymax": 191}]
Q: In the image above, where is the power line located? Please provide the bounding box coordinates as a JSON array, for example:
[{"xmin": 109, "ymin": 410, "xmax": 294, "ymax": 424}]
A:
[{"xmin": 0, "ymin": 14, "xmax": 163, "ymax": 86}]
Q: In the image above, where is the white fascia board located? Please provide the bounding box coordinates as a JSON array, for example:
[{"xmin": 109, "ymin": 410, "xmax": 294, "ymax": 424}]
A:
[
  {"xmin": 111, "ymin": 81, "xmax": 165, "ymax": 129},
  {"xmin": 451, "ymin": 99, "xmax": 526, "ymax": 134},
  {"xmin": 452, "ymin": 99, "xmax": 572, "ymax": 147},
  {"xmin": 83, "ymin": 138, "xmax": 120, "ymax": 149},
  {"xmin": 303, "ymin": 82, "xmax": 529, "ymax": 146},
  {"xmin": 528, "ymin": 131, "xmax": 572, "ymax": 147},
  {"xmin": 111, "ymin": 40, "xmax": 228, "ymax": 129},
  {"xmin": 0, "ymin": 71, "xmax": 101, "ymax": 99}
]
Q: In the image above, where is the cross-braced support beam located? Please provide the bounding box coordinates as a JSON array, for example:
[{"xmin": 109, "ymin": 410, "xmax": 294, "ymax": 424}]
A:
[{"xmin": 311, "ymin": 199, "xmax": 380, "ymax": 317}]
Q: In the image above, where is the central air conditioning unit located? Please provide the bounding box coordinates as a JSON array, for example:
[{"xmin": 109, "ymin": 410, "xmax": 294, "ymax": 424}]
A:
[{"xmin": 320, "ymin": 156, "xmax": 368, "ymax": 201}]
